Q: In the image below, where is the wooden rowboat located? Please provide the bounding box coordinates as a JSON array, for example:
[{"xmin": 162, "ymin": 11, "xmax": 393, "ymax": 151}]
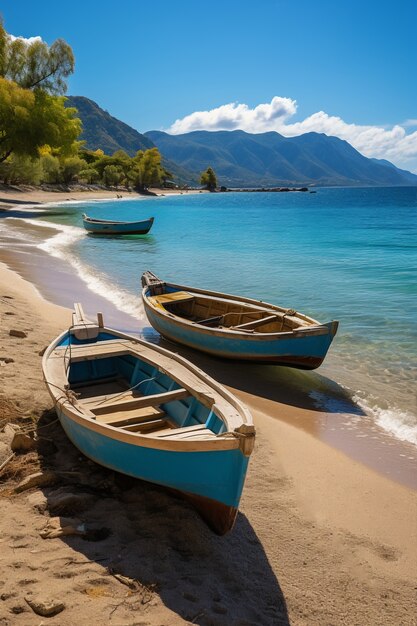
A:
[
  {"xmin": 42, "ymin": 304, "xmax": 255, "ymax": 534},
  {"xmin": 141, "ymin": 271, "xmax": 339, "ymax": 369},
  {"xmin": 82, "ymin": 213, "xmax": 154, "ymax": 235}
]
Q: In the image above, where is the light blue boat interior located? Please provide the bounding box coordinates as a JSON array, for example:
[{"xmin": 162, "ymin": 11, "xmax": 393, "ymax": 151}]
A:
[
  {"xmin": 55, "ymin": 331, "xmax": 249, "ymax": 508},
  {"xmin": 59, "ymin": 333, "xmax": 226, "ymax": 435}
]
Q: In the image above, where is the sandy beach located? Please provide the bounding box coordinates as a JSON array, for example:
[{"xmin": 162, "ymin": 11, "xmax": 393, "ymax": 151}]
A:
[
  {"xmin": 0, "ymin": 185, "xmax": 202, "ymax": 210},
  {"xmin": 1, "ymin": 194, "xmax": 416, "ymax": 625}
]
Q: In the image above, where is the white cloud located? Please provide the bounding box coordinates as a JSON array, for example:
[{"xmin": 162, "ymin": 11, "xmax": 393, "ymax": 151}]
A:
[
  {"xmin": 166, "ymin": 97, "xmax": 417, "ymax": 173},
  {"xmin": 168, "ymin": 97, "xmax": 297, "ymax": 134},
  {"xmin": 8, "ymin": 34, "xmax": 43, "ymax": 46}
]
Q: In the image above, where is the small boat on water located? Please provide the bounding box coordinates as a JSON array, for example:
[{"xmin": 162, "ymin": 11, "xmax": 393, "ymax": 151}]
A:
[
  {"xmin": 82, "ymin": 214, "xmax": 154, "ymax": 235},
  {"xmin": 141, "ymin": 271, "xmax": 339, "ymax": 369},
  {"xmin": 42, "ymin": 303, "xmax": 255, "ymax": 534}
]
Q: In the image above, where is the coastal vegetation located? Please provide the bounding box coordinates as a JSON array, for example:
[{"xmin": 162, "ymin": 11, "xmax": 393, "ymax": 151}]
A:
[{"xmin": 200, "ymin": 166, "xmax": 217, "ymax": 191}]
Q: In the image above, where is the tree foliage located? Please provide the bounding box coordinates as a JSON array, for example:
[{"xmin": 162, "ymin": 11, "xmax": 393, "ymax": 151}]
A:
[
  {"xmin": 130, "ymin": 147, "xmax": 166, "ymax": 191},
  {"xmin": 0, "ymin": 20, "xmax": 74, "ymax": 94},
  {"xmin": 0, "ymin": 20, "xmax": 79, "ymax": 164},
  {"xmin": 200, "ymin": 166, "xmax": 217, "ymax": 191},
  {"xmin": 0, "ymin": 77, "xmax": 81, "ymax": 162}
]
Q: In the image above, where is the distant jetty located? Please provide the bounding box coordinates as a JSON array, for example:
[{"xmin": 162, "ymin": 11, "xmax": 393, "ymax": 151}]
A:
[{"xmin": 220, "ymin": 186, "xmax": 310, "ymax": 193}]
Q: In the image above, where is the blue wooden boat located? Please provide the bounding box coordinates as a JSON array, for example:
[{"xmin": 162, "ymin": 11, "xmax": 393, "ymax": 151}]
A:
[
  {"xmin": 82, "ymin": 213, "xmax": 154, "ymax": 235},
  {"xmin": 42, "ymin": 304, "xmax": 255, "ymax": 534},
  {"xmin": 141, "ymin": 271, "xmax": 339, "ymax": 369}
]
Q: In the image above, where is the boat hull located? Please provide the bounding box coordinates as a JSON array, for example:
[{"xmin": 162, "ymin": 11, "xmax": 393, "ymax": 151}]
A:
[
  {"xmin": 83, "ymin": 217, "xmax": 154, "ymax": 235},
  {"xmin": 143, "ymin": 302, "xmax": 337, "ymax": 369},
  {"xmin": 56, "ymin": 406, "xmax": 249, "ymax": 533}
]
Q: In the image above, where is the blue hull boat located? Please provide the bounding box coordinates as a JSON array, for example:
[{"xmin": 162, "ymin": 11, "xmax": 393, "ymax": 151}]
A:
[
  {"xmin": 42, "ymin": 304, "xmax": 255, "ymax": 534},
  {"xmin": 82, "ymin": 213, "xmax": 154, "ymax": 235},
  {"xmin": 141, "ymin": 271, "xmax": 339, "ymax": 369}
]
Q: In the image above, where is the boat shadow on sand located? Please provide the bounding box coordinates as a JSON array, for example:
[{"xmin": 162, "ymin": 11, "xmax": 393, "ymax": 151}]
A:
[
  {"xmin": 36, "ymin": 410, "xmax": 290, "ymax": 626},
  {"xmin": 140, "ymin": 330, "xmax": 367, "ymax": 418}
]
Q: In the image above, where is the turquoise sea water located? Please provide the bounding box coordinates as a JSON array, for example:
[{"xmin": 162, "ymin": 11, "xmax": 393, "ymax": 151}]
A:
[{"xmin": 4, "ymin": 186, "xmax": 417, "ymax": 446}]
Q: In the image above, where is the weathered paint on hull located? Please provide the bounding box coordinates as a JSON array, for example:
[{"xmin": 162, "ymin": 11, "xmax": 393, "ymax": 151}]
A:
[
  {"xmin": 144, "ymin": 305, "xmax": 336, "ymax": 369},
  {"xmin": 57, "ymin": 408, "xmax": 249, "ymax": 512}
]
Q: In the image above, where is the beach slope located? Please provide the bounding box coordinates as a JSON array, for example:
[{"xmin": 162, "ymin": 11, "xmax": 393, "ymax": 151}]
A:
[{"xmin": 0, "ymin": 262, "xmax": 416, "ymax": 625}]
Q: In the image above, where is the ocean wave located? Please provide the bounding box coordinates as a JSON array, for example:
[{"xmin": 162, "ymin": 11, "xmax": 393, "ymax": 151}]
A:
[
  {"xmin": 309, "ymin": 386, "xmax": 417, "ymax": 447},
  {"xmin": 352, "ymin": 394, "xmax": 417, "ymax": 446},
  {"xmin": 22, "ymin": 218, "xmax": 146, "ymax": 321},
  {"xmin": 0, "ymin": 217, "xmax": 47, "ymax": 244}
]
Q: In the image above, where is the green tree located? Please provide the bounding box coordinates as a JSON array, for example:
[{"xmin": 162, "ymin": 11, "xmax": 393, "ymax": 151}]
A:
[
  {"xmin": 0, "ymin": 78, "xmax": 81, "ymax": 163},
  {"xmin": 60, "ymin": 156, "xmax": 84, "ymax": 184},
  {"xmin": 40, "ymin": 152, "xmax": 61, "ymax": 183},
  {"xmin": 0, "ymin": 154, "xmax": 42, "ymax": 185},
  {"xmin": 130, "ymin": 147, "xmax": 165, "ymax": 191},
  {"xmin": 79, "ymin": 167, "xmax": 100, "ymax": 184},
  {"xmin": 200, "ymin": 167, "xmax": 217, "ymax": 191},
  {"xmin": 103, "ymin": 164, "xmax": 121, "ymax": 187},
  {"xmin": 0, "ymin": 20, "xmax": 74, "ymax": 94}
]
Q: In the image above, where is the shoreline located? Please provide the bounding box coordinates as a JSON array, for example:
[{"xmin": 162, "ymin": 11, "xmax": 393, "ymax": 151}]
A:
[
  {"xmin": 0, "ymin": 184, "xmax": 204, "ymax": 211},
  {"xmin": 1, "ymin": 260, "xmax": 416, "ymax": 624},
  {"xmin": 1, "ymin": 195, "xmax": 416, "ymax": 489},
  {"xmin": 1, "ymin": 193, "xmax": 417, "ymax": 489}
]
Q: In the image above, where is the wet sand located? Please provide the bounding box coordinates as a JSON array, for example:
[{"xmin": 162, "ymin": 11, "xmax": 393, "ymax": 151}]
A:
[{"xmin": 0, "ymin": 196, "xmax": 416, "ymax": 624}]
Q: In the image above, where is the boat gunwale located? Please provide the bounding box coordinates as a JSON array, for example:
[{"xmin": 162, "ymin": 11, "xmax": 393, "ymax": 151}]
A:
[
  {"xmin": 82, "ymin": 214, "xmax": 154, "ymax": 226},
  {"xmin": 142, "ymin": 281, "xmax": 338, "ymax": 340}
]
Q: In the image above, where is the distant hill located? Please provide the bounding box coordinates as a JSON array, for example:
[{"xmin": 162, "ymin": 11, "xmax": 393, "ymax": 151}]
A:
[
  {"xmin": 369, "ymin": 158, "xmax": 417, "ymax": 185},
  {"xmin": 65, "ymin": 96, "xmax": 198, "ymax": 185},
  {"xmin": 65, "ymin": 97, "xmax": 417, "ymax": 187},
  {"xmin": 66, "ymin": 96, "xmax": 154, "ymax": 154},
  {"xmin": 145, "ymin": 129, "xmax": 417, "ymax": 187}
]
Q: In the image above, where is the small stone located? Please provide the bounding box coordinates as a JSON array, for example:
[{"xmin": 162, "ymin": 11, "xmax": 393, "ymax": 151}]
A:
[
  {"xmin": 24, "ymin": 596, "xmax": 65, "ymax": 617},
  {"xmin": 11, "ymin": 605, "xmax": 26, "ymax": 614},
  {"xmin": 1, "ymin": 592, "xmax": 16, "ymax": 601},
  {"xmin": 27, "ymin": 491, "xmax": 48, "ymax": 514},
  {"xmin": 15, "ymin": 471, "xmax": 58, "ymax": 493},
  {"xmin": 1, "ymin": 424, "xmax": 20, "ymax": 447},
  {"xmin": 48, "ymin": 491, "xmax": 95, "ymax": 516},
  {"xmin": 0, "ymin": 357, "xmax": 14, "ymax": 364},
  {"xmin": 9, "ymin": 330, "xmax": 27, "ymax": 338},
  {"xmin": 11, "ymin": 432, "xmax": 36, "ymax": 452}
]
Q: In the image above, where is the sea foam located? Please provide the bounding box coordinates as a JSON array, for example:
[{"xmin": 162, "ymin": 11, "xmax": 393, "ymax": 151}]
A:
[
  {"xmin": 352, "ymin": 394, "xmax": 417, "ymax": 447},
  {"xmin": 22, "ymin": 218, "xmax": 145, "ymax": 321}
]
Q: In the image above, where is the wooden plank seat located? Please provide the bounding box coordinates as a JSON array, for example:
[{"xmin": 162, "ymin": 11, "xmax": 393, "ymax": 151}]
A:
[
  {"xmin": 122, "ymin": 418, "xmax": 172, "ymax": 433},
  {"xmin": 159, "ymin": 427, "xmax": 217, "ymax": 440},
  {"xmin": 153, "ymin": 423, "xmax": 210, "ymax": 437},
  {"xmin": 90, "ymin": 388, "xmax": 190, "ymax": 416},
  {"xmin": 95, "ymin": 405, "xmax": 165, "ymax": 425},
  {"xmin": 149, "ymin": 291, "xmax": 194, "ymax": 310},
  {"xmin": 95, "ymin": 406, "xmax": 177, "ymax": 434},
  {"xmin": 194, "ymin": 315, "xmax": 223, "ymax": 327},
  {"xmin": 231, "ymin": 314, "xmax": 279, "ymax": 331}
]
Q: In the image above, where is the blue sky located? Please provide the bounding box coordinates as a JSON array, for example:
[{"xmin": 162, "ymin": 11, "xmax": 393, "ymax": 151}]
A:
[{"xmin": 3, "ymin": 0, "xmax": 417, "ymax": 171}]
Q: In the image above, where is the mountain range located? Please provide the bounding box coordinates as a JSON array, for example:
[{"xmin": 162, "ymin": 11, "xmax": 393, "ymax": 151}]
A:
[
  {"xmin": 66, "ymin": 96, "xmax": 417, "ymax": 187},
  {"xmin": 145, "ymin": 129, "xmax": 417, "ymax": 187}
]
